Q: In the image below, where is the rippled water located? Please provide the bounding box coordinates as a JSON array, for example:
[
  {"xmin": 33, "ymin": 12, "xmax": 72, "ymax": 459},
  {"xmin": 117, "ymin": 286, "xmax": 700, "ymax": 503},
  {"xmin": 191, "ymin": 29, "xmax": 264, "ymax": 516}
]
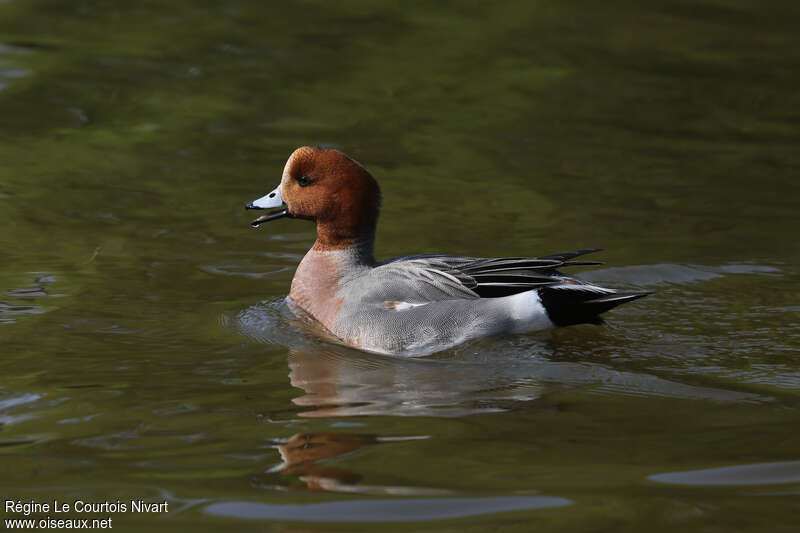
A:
[{"xmin": 1, "ymin": 1, "xmax": 799, "ymax": 531}]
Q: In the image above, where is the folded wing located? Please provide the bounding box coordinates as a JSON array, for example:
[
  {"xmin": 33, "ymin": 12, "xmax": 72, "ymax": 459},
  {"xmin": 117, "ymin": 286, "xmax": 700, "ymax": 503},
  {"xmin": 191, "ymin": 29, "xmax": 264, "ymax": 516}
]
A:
[{"xmin": 378, "ymin": 248, "xmax": 605, "ymax": 299}]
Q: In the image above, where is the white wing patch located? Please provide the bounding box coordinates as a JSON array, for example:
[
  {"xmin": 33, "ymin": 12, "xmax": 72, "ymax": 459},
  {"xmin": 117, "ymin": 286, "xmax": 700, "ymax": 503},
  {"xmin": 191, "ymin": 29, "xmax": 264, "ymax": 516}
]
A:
[{"xmin": 379, "ymin": 301, "xmax": 431, "ymax": 311}]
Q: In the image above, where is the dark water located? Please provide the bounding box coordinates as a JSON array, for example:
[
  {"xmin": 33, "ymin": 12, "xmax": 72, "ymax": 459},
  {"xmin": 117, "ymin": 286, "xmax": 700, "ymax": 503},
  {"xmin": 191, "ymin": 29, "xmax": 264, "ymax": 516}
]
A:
[{"xmin": 1, "ymin": 1, "xmax": 799, "ymax": 531}]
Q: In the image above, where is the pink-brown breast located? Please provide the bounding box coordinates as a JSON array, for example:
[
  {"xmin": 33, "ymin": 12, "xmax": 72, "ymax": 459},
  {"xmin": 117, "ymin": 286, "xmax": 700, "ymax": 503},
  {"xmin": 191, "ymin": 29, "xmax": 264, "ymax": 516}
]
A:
[{"xmin": 289, "ymin": 251, "xmax": 345, "ymax": 335}]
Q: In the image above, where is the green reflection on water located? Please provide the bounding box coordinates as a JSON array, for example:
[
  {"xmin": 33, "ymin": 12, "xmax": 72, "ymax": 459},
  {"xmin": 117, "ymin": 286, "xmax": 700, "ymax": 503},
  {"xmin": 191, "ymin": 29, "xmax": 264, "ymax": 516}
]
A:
[{"xmin": 1, "ymin": 0, "xmax": 799, "ymax": 531}]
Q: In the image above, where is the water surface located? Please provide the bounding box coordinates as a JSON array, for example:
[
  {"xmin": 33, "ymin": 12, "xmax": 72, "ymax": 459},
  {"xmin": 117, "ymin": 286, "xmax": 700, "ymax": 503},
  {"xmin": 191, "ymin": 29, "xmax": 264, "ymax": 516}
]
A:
[{"xmin": 1, "ymin": 1, "xmax": 799, "ymax": 531}]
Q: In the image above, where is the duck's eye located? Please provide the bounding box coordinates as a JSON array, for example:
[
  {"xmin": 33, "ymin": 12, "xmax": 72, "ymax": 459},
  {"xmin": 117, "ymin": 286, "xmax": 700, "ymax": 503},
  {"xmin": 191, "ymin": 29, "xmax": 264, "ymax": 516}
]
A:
[{"xmin": 297, "ymin": 175, "xmax": 311, "ymax": 187}]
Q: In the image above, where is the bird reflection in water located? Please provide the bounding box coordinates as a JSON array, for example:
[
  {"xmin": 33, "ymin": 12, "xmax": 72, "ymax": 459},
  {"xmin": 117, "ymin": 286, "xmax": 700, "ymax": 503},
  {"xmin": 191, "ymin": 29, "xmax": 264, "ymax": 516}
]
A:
[
  {"xmin": 259, "ymin": 432, "xmax": 435, "ymax": 494},
  {"xmin": 238, "ymin": 298, "xmax": 766, "ymax": 419},
  {"xmin": 239, "ymin": 299, "xmax": 769, "ymax": 494}
]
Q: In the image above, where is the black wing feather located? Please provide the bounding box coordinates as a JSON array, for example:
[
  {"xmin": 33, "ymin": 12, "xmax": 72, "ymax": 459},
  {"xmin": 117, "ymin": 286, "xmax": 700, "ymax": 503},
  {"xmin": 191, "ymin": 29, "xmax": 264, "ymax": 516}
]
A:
[
  {"xmin": 448, "ymin": 249, "xmax": 604, "ymax": 298},
  {"xmin": 380, "ymin": 249, "xmax": 650, "ymax": 322}
]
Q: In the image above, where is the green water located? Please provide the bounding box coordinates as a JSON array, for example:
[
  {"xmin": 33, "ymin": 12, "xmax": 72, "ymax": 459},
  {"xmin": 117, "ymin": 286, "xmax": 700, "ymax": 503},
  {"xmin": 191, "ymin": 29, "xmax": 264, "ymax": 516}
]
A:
[{"xmin": 1, "ymin": 0, "xmax": 799, "ymax": 531}]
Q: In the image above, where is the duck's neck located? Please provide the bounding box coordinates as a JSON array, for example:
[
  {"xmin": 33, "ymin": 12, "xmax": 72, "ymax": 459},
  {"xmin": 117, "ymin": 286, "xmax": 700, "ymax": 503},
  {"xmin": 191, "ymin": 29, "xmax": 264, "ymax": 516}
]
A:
[{"xmin": 311, "ymin": 220, "xmax": 377, "ymax": 266}]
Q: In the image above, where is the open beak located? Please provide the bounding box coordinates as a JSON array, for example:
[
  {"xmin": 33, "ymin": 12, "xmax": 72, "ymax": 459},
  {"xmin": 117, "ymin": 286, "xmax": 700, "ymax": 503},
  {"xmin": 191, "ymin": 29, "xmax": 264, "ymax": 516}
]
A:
[{"xmin": 245, "ymin": 185, "xmax": 292, "ymax": 228}]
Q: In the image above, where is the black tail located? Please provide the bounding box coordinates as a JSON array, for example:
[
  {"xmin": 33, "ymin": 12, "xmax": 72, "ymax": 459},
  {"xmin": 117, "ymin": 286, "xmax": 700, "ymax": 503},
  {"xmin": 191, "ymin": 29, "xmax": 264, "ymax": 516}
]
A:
[{"xmin": 539, "ymin": 286, "xmax": 652, "ymax": 327}]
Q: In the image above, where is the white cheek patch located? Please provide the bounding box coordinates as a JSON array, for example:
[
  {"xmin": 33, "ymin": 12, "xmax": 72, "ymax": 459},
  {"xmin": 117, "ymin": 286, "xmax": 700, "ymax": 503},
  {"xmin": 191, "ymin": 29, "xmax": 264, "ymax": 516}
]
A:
[{"xmin": 251, "ymin": 185, "xmax": 283, "ymax": 208}]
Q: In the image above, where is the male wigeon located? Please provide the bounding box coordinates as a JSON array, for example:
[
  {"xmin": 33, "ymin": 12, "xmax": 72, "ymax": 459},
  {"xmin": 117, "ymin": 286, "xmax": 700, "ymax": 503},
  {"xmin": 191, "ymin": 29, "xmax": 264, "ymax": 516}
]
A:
[{"xmin": 246, "ymin": 146, "xmax": 650, "ymax": 356}]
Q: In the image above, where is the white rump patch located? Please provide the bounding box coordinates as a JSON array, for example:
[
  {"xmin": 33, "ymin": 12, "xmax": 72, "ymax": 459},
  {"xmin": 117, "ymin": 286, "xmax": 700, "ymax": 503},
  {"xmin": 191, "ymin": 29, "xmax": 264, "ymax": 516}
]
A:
[{"xmin": 505, "ymin": 290, "xmax": 554, "ymax": 332}]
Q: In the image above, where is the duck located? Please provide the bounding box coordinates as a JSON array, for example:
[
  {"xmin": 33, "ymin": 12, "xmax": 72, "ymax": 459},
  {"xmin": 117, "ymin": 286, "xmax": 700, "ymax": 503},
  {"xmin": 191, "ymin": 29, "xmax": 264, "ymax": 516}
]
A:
[{"xmin": 246, "ymin": 146, "xmax": 650, "ymax": 356}]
